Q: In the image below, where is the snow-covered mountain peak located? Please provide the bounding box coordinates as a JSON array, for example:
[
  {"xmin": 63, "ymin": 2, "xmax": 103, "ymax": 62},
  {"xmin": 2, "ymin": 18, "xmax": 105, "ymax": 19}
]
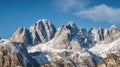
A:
[
  {"xmin": 36, "ymin": 19, "xmax": 53, "ymax": 27},
  {"xmin": 10, "ymin": 27, "xmax": 30, "ymax": 46},
  {"xmin": 10, "ymin": 19, "xmax": 56, "ymax": 46},
  {"xmin": 89, "ymin": 27, "xmax": 98, "ymax": 33},
  {"xmin": 110, "ymin": 24, "xmax": 117, "ymax": 28},
  {"xmin": 37, "ymin": 19, "xmax": 51, "ymax": 23},
  {"xmin": 66, "ymin": 21, "xmax": 75, "ymax": 27},
  {"xmin": 55, "ymin": 21, "xmax": 79, "ymax": 36},
  {"xmin": 109, "ymin": 24, "xmax": 119, "ymax": 35},
  {"xmin": 79, "ymin": 28, "xmax": 87, "ymax": 33},
  {"xmin": 51, "ymin": 22, "xmax": 79, "ymax": 49},
  {"xmin": 66, "ymin": 21, "xmax": 78, "ymax": 30},
  {"xmin": 29, "ymin": 19, "xmax": 56, "ymax": 44}
]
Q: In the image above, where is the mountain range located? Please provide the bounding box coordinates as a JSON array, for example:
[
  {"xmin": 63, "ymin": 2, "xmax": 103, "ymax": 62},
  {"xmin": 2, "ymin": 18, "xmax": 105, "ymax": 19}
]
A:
[{"xmin": 0, "ymin": 19, "xmax": 120, "ymax": 67}]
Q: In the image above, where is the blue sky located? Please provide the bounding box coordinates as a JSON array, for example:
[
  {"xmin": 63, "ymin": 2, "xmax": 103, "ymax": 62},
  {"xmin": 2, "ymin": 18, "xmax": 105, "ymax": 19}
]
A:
[{"xmin": 0, "ymin": 0, "xmax": 120, "ymax": 38}]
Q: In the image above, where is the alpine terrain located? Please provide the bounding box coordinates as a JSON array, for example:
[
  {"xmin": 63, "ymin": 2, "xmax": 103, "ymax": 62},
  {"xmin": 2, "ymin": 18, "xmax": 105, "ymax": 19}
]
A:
[{"xmin": 0, "ymin": 19, "xmax": 120, "ymax": 67}]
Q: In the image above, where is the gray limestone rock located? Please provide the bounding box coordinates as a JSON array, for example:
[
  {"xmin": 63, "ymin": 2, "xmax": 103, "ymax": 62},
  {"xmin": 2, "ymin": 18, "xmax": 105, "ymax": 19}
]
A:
[
  {"xmin": 10, "ymin": 27, "xmax": 32, "ymax": 46},
  {"xmin": 0, "ymin": 39, "xmax": 37, "ymax": 67},
  {"xmin": 29, "ymin": 19, "xmax": 56, "ymax": 45},
  {"xmin": 11, "ymin": 19, "xmax": 56, "ymax": 46},
  {"xmin": 52, "ymin": 21, "xmax": 79, "ymax": 49},
  {"xmin": 89, "ymin": 25, "xmax": 120, "ymax": 44}
]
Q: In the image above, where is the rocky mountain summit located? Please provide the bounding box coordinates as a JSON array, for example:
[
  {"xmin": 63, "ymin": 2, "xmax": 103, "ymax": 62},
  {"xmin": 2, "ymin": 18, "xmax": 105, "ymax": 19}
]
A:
[
  {"xmin": 1, "ymin": 19, "xmax": 120, "ymax": 67},
  {"xmin": 52, "ymin": 21, "xmax": 79, "ymax": 49},
  {"xmin": 11, "ymin": 19, "xmax": 56, "ymax": 46},
  {"xmin": 89, "ymin": 25, "xmax": 120, "ymax": 44},
  {"xmin": 29, "ymin": 19, "xmax": 56, "ymax": 44}
]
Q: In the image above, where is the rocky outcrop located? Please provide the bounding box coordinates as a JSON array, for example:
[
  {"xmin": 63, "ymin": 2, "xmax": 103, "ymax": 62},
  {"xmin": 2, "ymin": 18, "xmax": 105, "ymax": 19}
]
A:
[
  {"xmin": 0, "ymin": 39, "xmax": 37, "ymax": 67},
  {"xmin": 104, "ymin": 25, "xmax": 120, "ymax": 43},
  {"xmin": 89, "ymin": 25, "xmax": 120, "ymax": 44},
  {"xmin": 11, "ymin": 19, "xmax": 56, "ymax": 46},
  {"xmin": 70, "ymin": 28, "xmax": 94, "ymax": 51},
  {"xmin": 52, "ymin": 21, "xmax": 79, "ymax": 49},
  {"xmin": 40, "ymin": 61, "xmax": 73, "ymax": 67},
  {"xmin": 29, "ymin": 19, "xmax": 56, "ymax": 45},
  {"xmin": 97, "ymin": 53, "xmax": 120, "ymax": 67},
  {"xmin": 89, "ymin": 27, "xmax": 105, "ymax": 43},
  {"xmin": 109, "ymin": 25, "xmax": 120, "ymax": 35},
  {"xmin": 10, "ymin": 27, "xmax": 32, "ymax": 47}
]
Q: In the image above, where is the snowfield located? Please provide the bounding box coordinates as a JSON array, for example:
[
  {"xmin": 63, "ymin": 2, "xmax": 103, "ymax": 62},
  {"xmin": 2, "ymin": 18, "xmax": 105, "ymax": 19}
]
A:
[{"xmin": 89, "ymin": 38, "xmax": 120, "ymax": 58}]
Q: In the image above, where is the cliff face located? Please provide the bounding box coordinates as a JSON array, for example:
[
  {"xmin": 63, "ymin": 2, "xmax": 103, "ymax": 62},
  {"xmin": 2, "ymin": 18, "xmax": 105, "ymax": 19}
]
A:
[
  {"xmin": 89, "ymin": 25, "xmax": 120, "ymax": 44},
  {"xmin": 29, "ymin": 19, "xmax": 56, "ymax": 45},
  {"xmin": 0, "ymin": 39, "xmax": 37, "ymax": 67},
  {"xmin": 52, "ymin": 21, "xmax": 79, "ymax": 49},
  {"xmin": 11, "ymin": 19, "xmax": 56, "ymax": 46},
  {"xmin": 10, "ymin": 27, "xmax": 31, "ymax": 47},
  {"xmin": 97, "ymin": 53, "xmax": 120, "ymax": 67}
]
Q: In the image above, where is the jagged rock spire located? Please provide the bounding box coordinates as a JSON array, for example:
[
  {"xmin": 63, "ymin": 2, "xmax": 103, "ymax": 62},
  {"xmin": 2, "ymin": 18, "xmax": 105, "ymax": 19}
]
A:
[
  {"xmin": 109, "ymin": 24, "xmax": 119, "ymax": 35},
  {"xmin": 88, "ymin": 25, "xmax": 120, "ymax": 43}
]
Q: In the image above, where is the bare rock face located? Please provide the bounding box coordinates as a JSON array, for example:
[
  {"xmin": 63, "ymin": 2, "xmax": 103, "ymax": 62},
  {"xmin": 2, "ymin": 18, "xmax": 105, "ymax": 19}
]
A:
[
  {"xmin": 11, "ymin": 19, "xmax": 56, "ymax": 46},
  {"xmin": 97, "ymin": 53, "xmax": 120, "ymax": 67},
  {"xmin": 52, "ymin": 21, "xmax": 79, "ymax": 49},
  {"xmin": 89, "ymin": 27, "xmax": 104, "ymax": 42},
  {"xmin": 89, "ymin": 25, "xmax": 120, "ymax": 44},
  {"xmin": 37, "ymin": 48, "xmax": 95, "ymax": 67},
  {"xmin": 109, "ymin": 25, "xmax": 120, "ymax": 35},
  {"xmin": 10, "ymin": 27, "xmax": 32, "ymax": 46},
  {"xmin": 0, "ymin": 39, "xmax": 36, "ymax": 67},
  {"xmin": 29, "ymin": 19, "xmax": 56, "ymax": 45},
  {"xmin": 70, "ymin": 28, "xmax": 94, "ymax": 51},
  {"xmin": 104, "ymin": 25, "xmax": 120, "ymax": 43}
]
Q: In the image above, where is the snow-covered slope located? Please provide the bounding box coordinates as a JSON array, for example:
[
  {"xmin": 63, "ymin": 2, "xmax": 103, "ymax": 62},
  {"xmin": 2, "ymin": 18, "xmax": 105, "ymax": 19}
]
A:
[
  {"xmin": 27, "ymin": 33, "xmax": 120, "ymax": 66},
  {"xmin": 28, "ymin": 39, "xmax": 95, "ymax": 67},
  {"xmin": 89, "ymin": 38, "xmax": 120, "ymax": 58}
]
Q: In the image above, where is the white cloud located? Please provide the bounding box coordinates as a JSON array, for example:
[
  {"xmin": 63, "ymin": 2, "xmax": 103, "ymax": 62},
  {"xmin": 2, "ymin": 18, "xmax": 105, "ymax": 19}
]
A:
[
  {"xmin": 54, "ymin": 0, "xmax": 88, "ymax": 12},
  {"xmin": 75, "ymin": 4, "xmax": 120, "ymax": 24}
]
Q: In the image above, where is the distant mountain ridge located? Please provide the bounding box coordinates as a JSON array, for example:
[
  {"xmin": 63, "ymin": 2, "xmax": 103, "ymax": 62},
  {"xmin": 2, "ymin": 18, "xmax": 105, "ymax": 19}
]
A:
[{"xmin": 0, "ymin": 19, "xmax": 120, "ymax": 67}]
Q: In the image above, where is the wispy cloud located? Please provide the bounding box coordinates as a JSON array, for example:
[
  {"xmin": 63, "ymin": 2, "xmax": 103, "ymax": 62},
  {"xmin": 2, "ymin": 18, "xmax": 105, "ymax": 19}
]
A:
[
  {"xmin": 75, "ymin": 4, "xmax": 120, "ymax": 24},
  {"xmin": 53, "ymin": 0, "xmax": 120, "ymax": 24},
  {"xmin": 53, "ymin": 0, "xmax": 88, "ymax": 12}
]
